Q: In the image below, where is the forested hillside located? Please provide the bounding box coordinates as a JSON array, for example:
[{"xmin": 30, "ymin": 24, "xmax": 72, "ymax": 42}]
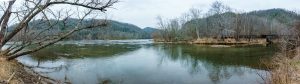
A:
[
  {"xmin": 154, "ymin": 5, "xmax": 300, "ymax": 42},
  {"xmin": 10, "ymin": 19, "xmax": 157, "ymax": 40},
  {"xmin": 69, "ymin": 20, "xmax": 152, "ymax": 40}
]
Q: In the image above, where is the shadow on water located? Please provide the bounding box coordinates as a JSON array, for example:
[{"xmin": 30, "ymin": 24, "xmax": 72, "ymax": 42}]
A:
[{"xmin": 18, "ymin": 43, "xmax": 277, "ymax": 84}]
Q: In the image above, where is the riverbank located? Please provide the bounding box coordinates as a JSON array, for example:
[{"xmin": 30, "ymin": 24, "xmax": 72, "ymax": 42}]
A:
[
  {"xmin": 191, "ymin": 38, "xmax": 269, "ymax": 44},
  {"xmin": 292, "ymin": 47, "xmax": 300, "ymax": 84},
  {"xmin": 0, "ymin": 58, "xmax": 54, "ymax": 84},
  {"xmin": 264, "ymin": 47, "xmax": 300, "ymax": 84},
  {"xmin": 154, "ymin": 38, "xmax": 272, "ymax": 45}
]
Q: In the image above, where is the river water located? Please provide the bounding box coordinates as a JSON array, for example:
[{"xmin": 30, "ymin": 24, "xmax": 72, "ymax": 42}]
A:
[{"xmin": 17, "ymin": 39, "xmax": 276, "ymax": 84}]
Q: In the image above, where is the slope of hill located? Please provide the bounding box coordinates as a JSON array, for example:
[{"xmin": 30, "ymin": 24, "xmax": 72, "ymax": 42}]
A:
[
  {"xmin": 154, "ymin": 8, "xmax": 300, "ymax": 42},
  {"xmin": 143, "ymin": 27, "xmax": 159, "ymax": 38},
  {"xmin": 183, "ymin": 8, "xmax": 300, "ymax": 37},
  {"xmin": 84, "ymin": 20, "xmax": 150, "ymax": 40},
  {"xmin": 247, "ymin": 8, "xmax": 300, "ymax": 25},
  {"xmin": 10, "ymin": 19, "xmax": 157, "ymax": 40},
  {"xmin": 143, "ymin": 27, "xmax": 158, "ymax": 33}
]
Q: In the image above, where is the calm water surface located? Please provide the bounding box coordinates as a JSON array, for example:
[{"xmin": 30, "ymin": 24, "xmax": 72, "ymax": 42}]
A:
[{"xmin": 17, "ymin": 40, "xmax": 276, "ymax": 84}]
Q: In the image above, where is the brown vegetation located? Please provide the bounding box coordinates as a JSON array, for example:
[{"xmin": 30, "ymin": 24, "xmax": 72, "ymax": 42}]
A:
[
  {"xmin": 0, "ymin": 57, "xmax": 54, "ymax": 84},
  {"xmin": 262, "ymin": 53, "xmax": 294, "ymax": 84},
  {"xmin": 191, "ymin": 38, "xmax": 268, "ymax": 45},
  {"xmin": 261, "ymin": 21, "xmax": 300, "ymax": 84},
  {"xmin": 261, "ymin": 47, "xmax": 300, "ymax": 84}
]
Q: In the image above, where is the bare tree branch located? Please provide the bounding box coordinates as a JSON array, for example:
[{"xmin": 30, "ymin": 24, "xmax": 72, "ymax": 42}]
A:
[{"xmin": 0, "ymin": 0, "xmax": 118, "ymax": 60}]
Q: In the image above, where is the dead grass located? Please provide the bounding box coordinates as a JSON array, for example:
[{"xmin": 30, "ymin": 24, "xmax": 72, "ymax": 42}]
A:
[
  {"xmin": 0, "ymin": 56, "xmax": 54, "ymax": 84},
  {"xmin": 261, "ymin": 47, "xmax": 300, "ymax": 84},
  {"xmin": 192, "ymin": 38, "xmax": 268, "ymax": 44},
  {"xmin": 263, "ymin": 54, "xmax": 293, "ymax": 84}
]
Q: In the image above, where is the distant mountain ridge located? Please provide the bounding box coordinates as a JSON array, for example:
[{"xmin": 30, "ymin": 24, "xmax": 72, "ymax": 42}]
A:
[
  {"xmin": 143, "ymin": 27, "xmax": 159, "ymax": 35},
  {"xmin": 247, "ymin": 8, "xmax": 300, "ymax": 25},
  {"xmin": 183, "ymin": 8, "xmax": 300, "ymax": 38},
  {"xmin": 9, "ymin": 19, "xmax": 159, "ymax": 40}
]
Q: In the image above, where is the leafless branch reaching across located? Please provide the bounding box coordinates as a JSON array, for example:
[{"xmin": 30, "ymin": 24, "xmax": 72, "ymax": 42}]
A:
[{"xmin": 0, "ymin": 0, "xmax": 118, "ymax": 60}]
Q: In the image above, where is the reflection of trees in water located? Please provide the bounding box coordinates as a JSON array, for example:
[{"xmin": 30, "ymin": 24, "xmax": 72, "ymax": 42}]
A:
[
  {"xmin": 154, "ymin": 44, "xmax": 275, "ymax": 84},
  {"xmin": 25, "ymin": 44, "xmax": 142, "ymax": 83},
  {"xmin": 156, "ymin": 44, "xmax": 206, "ymax": 74},
  {"xmin": 24, "ymin": 58, "xmax": 72, "ymax": 75},
  {"xmin": 207, "ymin": 65, "xmax": 231, "ymax": 84},
  {"xmin": 203, "ymin": 62, "xmax": 253, "ymax": 84}
]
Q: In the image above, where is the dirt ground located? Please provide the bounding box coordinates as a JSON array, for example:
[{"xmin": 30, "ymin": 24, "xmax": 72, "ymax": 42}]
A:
[{"xmin": 0, "ymin": 58, "xmax": 54, "ymax": 84}]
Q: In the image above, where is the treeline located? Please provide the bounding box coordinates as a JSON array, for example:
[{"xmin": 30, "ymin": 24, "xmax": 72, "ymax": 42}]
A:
[
  {"xmin": 67, "ymin": 20, "xmax": 156, "ymax": 40},
  {"xmin": 153, "ymin": 1, "xmax": 300, "ymax": 42},
  {"xmin": 10, "ymin": 19, "xmax": 158, "ymax": 40}
]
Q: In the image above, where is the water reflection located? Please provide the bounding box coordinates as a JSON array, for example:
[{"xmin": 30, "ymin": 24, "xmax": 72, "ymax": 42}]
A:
[
  {"xmin": 156, "ymin": 44, "xmax": 275, "ymax": 69},
  {"xmin": 153, "ymin": 44, "xmax": 275, "ymax": 84},
  {"xmin": 18, "ymin": 44, "xmax": 276, "ymax": 84}
]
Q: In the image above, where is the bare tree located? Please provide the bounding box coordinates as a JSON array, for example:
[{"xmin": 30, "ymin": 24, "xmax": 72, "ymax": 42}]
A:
[
  {"xmin": 178, "ymin": 13, "xmax": 193, "ymax": 40},
  {"xmin": 208, "ymin": 1, "xmax": 231, "ymax": 40},
  {"xmin": 0, "ymin": 0, "xmax": 118, "ymax": 60},
  {"xmin": 234, "ymin": 13, "xmax": 242, "ymax": 41},
  {"xmin": 156, "ymin": 16, "xmax": 169, "ymax": 41},
  {"xmin": 189, "ymin": 8, "xmax": 202, "ymax": 39},
  {"xmin": 156, "ymin": 16, "xmax": 182, "ymax": 42}
]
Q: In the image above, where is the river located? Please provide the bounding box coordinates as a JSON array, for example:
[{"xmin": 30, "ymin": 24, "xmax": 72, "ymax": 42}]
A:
[{"xmin": 17, "ymin": 39, "xmax": 276, "ymax": 84}]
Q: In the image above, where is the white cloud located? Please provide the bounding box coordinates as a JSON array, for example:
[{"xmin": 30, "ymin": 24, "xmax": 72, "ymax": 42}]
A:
[{"xmin": 107, "ymin": 0, "xmax": 300, "ymax": 28}]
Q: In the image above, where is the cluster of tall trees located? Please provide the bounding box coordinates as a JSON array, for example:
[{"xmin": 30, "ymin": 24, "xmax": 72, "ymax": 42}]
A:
[{"xmin": 154, "ymin": 1, "xmax": 300, "ymax": 42}]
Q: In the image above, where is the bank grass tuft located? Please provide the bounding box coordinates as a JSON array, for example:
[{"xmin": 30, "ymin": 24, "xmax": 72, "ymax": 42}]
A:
[{"xmin": 0, "ymin": 57, "xmax": 54, "ymax": 84}]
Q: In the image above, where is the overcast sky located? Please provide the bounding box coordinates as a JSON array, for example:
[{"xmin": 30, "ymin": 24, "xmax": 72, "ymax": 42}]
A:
[{"xmin": 106, "ymin": 0, "xmax": 300, "ymax": 28}]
